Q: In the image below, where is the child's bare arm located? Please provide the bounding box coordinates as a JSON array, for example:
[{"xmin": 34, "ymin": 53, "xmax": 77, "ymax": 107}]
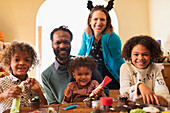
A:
[
  {"xmin": 0, "ymin": 86, "xmax": 22, "ymax": 102},
  {"xmin": 137, "ymin": 83, "xmax": 168, "ymax": 106},
  {"xmin": 137, "ymin": 84, "xmax": 168, "ymax": 106},
  {"xmin": 24, "ymin": 78, "xmax": 47, "ymax": 105},
  {"xmin": 155, "ymin": 95, "xmax": 168, "ymax": 106}
]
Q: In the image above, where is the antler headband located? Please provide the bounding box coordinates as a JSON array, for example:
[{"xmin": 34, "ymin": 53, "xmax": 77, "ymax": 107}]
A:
[{"xmin": 87, "ymin": 0, "xmax": 115, "ymax": 12}]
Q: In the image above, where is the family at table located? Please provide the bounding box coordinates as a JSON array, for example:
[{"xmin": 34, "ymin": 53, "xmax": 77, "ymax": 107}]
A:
[{"xmin": 0, "ymin": 0, "xmax": 170, "ymax": 112}]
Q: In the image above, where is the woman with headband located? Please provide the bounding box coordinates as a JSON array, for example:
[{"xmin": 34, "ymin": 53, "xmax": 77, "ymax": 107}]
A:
[{"xmin": 78, "ymin": 0, "xmax": 125, "ymax": 90}]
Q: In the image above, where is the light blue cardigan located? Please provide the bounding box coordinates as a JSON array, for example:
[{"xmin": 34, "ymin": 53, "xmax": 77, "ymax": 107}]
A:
[{"xmin": 78, "ymin": 32, "xmax": 125, "ymax": 83}]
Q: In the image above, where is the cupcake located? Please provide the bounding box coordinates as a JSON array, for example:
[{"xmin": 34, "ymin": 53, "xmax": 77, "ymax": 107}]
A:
[
  {"xmin": 115, "ymin": 104, "xmax": 130, "ymax": 112},
  {"xmin": 83, "ymin": 97, "xmax": 95, "ymax": 108},
  {"xmin": 29, "ymin": 96, "xmax": 41, "ymax": 109},
  {"xmin": 128, "ymin": 101, "xmax": 142, "ymax": 110},
  {"xmin": 116, "ymin": 96, "xmax": 129, "ymax": 107},
  {"xmin": 115, "ymin": 96, "xmax": 140, "ymax": 112}
]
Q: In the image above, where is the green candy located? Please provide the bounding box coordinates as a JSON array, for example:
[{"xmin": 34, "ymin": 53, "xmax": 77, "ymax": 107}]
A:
[{"xmin": 130, "ymin": 108, "xmax": 146, "ymax": 113}]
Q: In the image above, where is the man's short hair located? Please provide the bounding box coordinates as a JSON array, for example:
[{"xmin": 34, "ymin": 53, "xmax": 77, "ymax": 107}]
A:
[{"xmin": 50, "ymin": 25, "xmax": 73, "ymax": 41}]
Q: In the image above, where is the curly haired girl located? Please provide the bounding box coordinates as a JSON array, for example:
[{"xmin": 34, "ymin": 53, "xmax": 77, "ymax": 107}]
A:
[
  {"xmin": 0, "ymin": 41, "xmax": 47, "ymax": 112},
  {"xmin": 62, "ymin": 56, "xmax": 105, "ymax": 103},
  {"xmin": 120, "ymin": 35, "xmax": 170, "ymax": 107}
]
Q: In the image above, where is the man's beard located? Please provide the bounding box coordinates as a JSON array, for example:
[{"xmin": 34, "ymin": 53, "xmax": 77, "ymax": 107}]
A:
[{"xmin": 54, "ymin": 48, "xmax": 71, "ymax": 61}]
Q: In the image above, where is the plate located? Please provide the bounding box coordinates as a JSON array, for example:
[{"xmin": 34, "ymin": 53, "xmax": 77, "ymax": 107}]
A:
[{"xmin": 140, "ymin": 104, "xmax": 170, "ymax": 112}]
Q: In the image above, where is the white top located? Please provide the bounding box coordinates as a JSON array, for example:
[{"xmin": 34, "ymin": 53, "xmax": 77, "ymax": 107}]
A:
[{"xmin": 120, "ymin": 62, "xmax": 170, "ymax": 106}]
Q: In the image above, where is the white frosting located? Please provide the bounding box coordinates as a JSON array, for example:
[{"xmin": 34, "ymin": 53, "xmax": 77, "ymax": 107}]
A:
[{"xmin": 143, "ymin": 107, "xmax": 160, "ymax": 113}]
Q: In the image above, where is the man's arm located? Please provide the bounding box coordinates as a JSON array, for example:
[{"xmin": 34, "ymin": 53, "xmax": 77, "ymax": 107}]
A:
[{"xmin": 41, "ymin": 73, "xmax": 59, "ymax": 105}]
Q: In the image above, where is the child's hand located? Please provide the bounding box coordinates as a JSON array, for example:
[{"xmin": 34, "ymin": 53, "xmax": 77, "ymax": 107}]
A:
[
  {"xmin": 155, "ymin": 95, "xmax": 168, "ymax": 107},
  {"xmin": 3, "ymin": 85, "xmax": 22, "ymax": 99},
  {"xmin": 93, "ymin": 87, "xmax": 104, "ymax": 99},
  {"xmin": 24, "ymin": 78, "xmax": 40, "ymax": 92},
  {"xmin": 24, "ymin": 78, "xmax": 47, "ymax": 105},
  {"xmin": 138, "ymin": 83, "xmax": 158, "ymax": 105}
]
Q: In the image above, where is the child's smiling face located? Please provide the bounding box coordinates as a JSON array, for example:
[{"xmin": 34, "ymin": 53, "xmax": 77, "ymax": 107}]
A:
[
  {"xmin": 10, "ymin": 52, "xmax": 31, "ymax": 80},
  {"xmin": 131, "ymin": 44, "xmax": 151, "ymax": 69},
  {"xmin": 73, "ymin": 66, "xmax": 92, "ymax": 89}
]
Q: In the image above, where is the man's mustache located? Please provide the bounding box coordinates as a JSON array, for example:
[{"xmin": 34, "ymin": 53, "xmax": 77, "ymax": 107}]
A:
[{"xmin": 58, "ymin": 48, "xmax": 68, "ymax": 51}]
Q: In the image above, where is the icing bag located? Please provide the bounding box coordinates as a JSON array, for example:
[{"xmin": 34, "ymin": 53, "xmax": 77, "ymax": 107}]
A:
[
  {"xmin": 89, "ymin": 76, "xmax": 112, "ymax": 97},
  {"xmin": 10, "ymin": 81, "xmax": 24, "ymax": 113}
]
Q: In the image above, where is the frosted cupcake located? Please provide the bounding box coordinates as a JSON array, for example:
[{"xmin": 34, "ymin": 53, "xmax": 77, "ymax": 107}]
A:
[
  {"xmin": 83, "ymin": 97, "xmax": 95, "ymax": 108},
  {"xmin": 29, "ymin": 96, "xmax": 41, "ymax": 109}
]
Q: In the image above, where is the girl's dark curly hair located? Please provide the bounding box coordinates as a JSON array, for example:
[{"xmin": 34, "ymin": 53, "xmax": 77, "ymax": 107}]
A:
[
  {"xmin": 86, "ymin": 5, "xmax": 113, "ymax": 36},
  {"xmin": 122, "ymin": 35, "xmax": 163, "ymax": 62},
  {"xmin": 0, "ymin": 41, "xmax": 39, "ymax": 72},
  {"xmin": 68, "ymin": 56, "xmax": 97, "ymax": 75}
]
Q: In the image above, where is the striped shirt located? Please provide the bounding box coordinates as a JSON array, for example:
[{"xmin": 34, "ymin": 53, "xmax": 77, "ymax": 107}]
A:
[{"xmin": 0, "ymin": 74, "xmax": 44, "ymax": 113}]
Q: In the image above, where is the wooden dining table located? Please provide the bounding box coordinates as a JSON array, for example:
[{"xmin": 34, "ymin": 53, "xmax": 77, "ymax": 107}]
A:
[
  {"xmin": 3, "ymin": 90, "xmax": 120, "ymax": 113},
  {"xmin": 3, "ymin": 88, "xmax": 170, "ymax": 113},
  {"xmin": 3, "ymin": 101, "xmax": 120, "ymax": 113},
  {"xmin": 3, "ymin": 104, "xmax": 60, "ymax": 113}
]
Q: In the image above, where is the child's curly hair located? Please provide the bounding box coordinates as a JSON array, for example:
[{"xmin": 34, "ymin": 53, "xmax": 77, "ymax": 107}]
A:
[
  {"xmin": 122, "ymin": 35, "xmax": 163, "ymax": 62},
  {"xmin": 68, "ymin": 56, "xmax": 97, "ymax": 75},
  {"xmin": 0, "ymin": 41, "xmax": 39, "ymax": 72}
]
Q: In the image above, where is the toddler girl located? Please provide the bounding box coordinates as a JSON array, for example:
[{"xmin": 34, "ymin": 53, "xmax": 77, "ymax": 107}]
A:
[
  {"xmin": 62, "ymin": 56, "xmax": 105, "ymax": 103},
  {"xmin": 0, "ymin": 41, "xmax": 47, "ymax": 112},
  {"xmin": 120, "ymin": 35, "xmax": 170, "ymax": 106}
]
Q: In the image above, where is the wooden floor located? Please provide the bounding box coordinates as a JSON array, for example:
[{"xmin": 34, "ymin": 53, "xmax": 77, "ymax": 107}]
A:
[{"xmin": 109, "ymin": 90, "xmax": 120, "ymax": 99}]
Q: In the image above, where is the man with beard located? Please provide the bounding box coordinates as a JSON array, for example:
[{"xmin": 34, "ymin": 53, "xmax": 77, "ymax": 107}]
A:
[{"xmin": 41, "ymin": 26, "xmax": 108, "ymax": 105}]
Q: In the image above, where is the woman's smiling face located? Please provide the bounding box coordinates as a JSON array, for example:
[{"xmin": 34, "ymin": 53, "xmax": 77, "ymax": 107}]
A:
[
  {"xmin": 90, "ymin": 10, "xmax": 107, "ymax": 35},
  {"xmin": 131, "ymin": 44, "xmax": 151, "ymax": 69}
]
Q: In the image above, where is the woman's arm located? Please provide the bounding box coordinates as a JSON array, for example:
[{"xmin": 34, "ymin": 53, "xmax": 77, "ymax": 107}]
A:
[
  {"xmin": 108, "ymin": 33, "xmax": 125, "ymax": 67},
  {"xmin": 78, "ymin": 32, "xmax": 88, "ymax": 56}
]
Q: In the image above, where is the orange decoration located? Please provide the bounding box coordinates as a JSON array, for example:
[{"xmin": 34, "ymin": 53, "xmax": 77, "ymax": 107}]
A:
[{"xmin": 0, "ymin": 31, "xmax": 5, "ymax": 42}]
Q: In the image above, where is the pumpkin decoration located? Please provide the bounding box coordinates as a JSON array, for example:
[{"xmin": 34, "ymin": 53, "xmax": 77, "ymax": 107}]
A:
[{"xmin": 0, "ymin": 31, "xmax": 5, "ymax": 42}]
